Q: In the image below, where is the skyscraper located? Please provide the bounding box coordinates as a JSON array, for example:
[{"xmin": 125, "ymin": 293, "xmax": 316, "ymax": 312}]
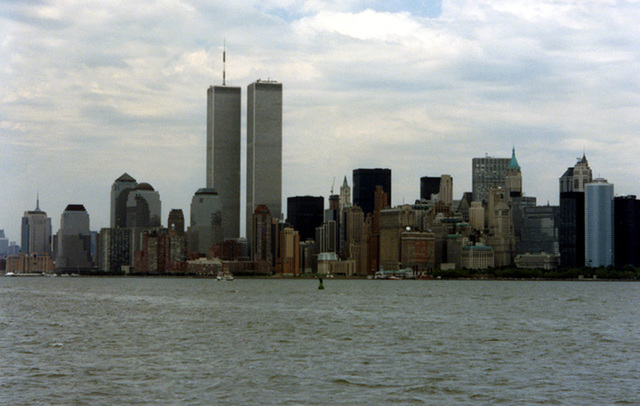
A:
[
  {"xmin": 340, "ymin": 176, "xmax": 351, "ymax": 210},
  {"xmin": 559, "ymin": 154, "xmax": 592, "ymax": 268},
  {"xmin": 585, "ymin": 178, "xmax": 614, "ymax": 267},
  {"xmin": 287, "ymin": 196, "xmax": 324, "ymax": 242},
  {"xmin": 126, "ymin": 183, "xmax": 161, "ymax": 228},
  {"xmin": 472, "ymin": 154, "xmax": 511, "ymax": 202},
  {"xmin": 188, "ymin": 188, "xmax": 223, "ymax": 255},
  {"xmin": 420, "ymin": 176, "xmax": 440, "ymax": 201},
  {"xmin": 207, "ymin": 85, "xmax": 241, "ymax": 239},
  {"xmin": 353, "ymin": 168, "xmax": 391, "ymax": 216},
  {"xmin": 111, "ymin": 173, "xmax": 138, "ymax": 228},
  {"xmin": 56, "ymin": 204, "xmax": 92, "ymax": 272},
  {"xmin": 614, "ymin": 195, "xmax": 640, "ymax": 267},
  {"xmin": 246, "ymin": 80, "xmax": 283, "ymax": 240},
  {"xmin": 21, "ymin": 197, "xmax": 52, "ymax": 254}
]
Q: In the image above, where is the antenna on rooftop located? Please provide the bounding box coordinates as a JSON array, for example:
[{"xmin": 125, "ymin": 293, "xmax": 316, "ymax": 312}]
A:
[
  {"xmin": 331, "ymin": 177, "xmax": 335, "ymax": 194},
  {"xmin": 222, "ymin": 39, "xmax": 226, "ymax": 86}
]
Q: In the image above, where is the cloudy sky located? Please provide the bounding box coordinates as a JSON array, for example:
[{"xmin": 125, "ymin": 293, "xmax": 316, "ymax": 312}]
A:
[{"xmin": 2, "ymin": 0, "xmax": 640, "ymax": 242}]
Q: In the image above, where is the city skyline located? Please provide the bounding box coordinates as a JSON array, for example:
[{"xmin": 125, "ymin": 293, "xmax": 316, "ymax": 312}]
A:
[{"xmin": 2, "ymin": 1, "xmax": 640, "ymax": 241}]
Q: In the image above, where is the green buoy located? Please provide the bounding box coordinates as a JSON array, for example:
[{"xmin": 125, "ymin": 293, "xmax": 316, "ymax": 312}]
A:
[{"xmin": 318, "ymin": 275, "xmax": 324, "ymax": 290}]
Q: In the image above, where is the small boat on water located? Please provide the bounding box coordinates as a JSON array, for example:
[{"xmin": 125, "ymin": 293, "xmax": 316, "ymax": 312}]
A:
[
  {"xmin": 4, "ymin": 272, "xmax": 47, "ymax": 277},
  {"xmin": 216, "ymin": 271, "xmax": 234, "ymax": 281}
]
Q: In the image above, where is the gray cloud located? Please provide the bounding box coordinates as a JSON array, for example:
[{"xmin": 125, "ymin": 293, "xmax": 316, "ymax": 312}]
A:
[{"xmin": 1, "ymin": 0, "xmax": 640, "ymax": 241}]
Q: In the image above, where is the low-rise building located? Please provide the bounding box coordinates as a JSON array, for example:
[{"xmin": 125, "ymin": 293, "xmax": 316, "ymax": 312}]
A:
[{"xmin": 461, "ymin": 245, "xmax": 495, "ymax": 269}]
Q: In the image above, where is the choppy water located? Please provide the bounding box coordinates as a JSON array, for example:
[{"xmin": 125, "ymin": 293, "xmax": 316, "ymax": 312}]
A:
[{"xmin": 1, "ymin": 277, "xmax": 639, "ymax": 405}]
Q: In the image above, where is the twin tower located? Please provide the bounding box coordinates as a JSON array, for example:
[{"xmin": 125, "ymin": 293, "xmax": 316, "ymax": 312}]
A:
[{"xmin": 206, "ymin": 80, "xmax": 282, "ymax": 241}]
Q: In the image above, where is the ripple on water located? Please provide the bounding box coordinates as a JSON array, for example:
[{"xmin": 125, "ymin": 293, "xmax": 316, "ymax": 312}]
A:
[{"xmin": 1, "ymin": 278, "xmax": 640, "ymax": 405}]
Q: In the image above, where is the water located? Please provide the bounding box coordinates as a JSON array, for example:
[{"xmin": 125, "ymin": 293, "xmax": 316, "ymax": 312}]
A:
[{"xmin": 1, "ymin": 278, "xmax": 639, "ymax": 405}]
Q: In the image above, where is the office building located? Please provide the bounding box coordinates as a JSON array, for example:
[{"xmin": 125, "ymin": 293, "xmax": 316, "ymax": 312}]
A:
[
  {"xmin": 517, "ymin": 205, "xmax": 559, "ymax": 255},
  {"xmin": 251, "ymin": 204, "xmax": 273, "ymax": 264},
  {"xmin": 111, "ymin": 173, "xmax": 138, "ymax": 228},
  {"xmin": 167, "ymin": 209, "xmax": 185, "ymax": 236},
  {"xmin": 188, "ymin": 188, "xmax": 223, "ymax": 255},
  {"xmin": 420, "ymin": 176, "xmax": 440, "ymax": 201},
  {"xmin": 126, "ymin": 183, "xmax": 161, "ymax": 228},
  {"xmin": 353, "ymin": 168, "xmax": 391, "ymax": 215},
  {"xmin": 55, "ymin": 204, "xmax": 92, "ymax": 272},
  {"xmin": 246, "ymin": 80, "xmax": 283, "ymax": 240},
  {"xmin": 207, "ymin": 85, "xmax": 241, "ymax": 239},
  {"xmin": 505, "ymin": 148, "xmax": 522, "ymax": 198},
  {"xmin": 439, "ymin": 175, "xmax": 453, "ymax": 205},
  {"xmin": 585, "ymin": 178, "xmax": 614, "ymax": 267},
  {"xmin": 0, "ymin": 230, "xmax": 8, "ymax": 257},
  {"xmin": 560, "ymin": 154, "xmax": 592, "ymax": 193},
  {"xmin": 558, "ymin": 155, "xmax": 592, "ymax": 268},
  {"xmin": 472, "ymin": 153, "xmax": 512, "ymax": 202},
  {"xmin": 340, "ymin": 176, "xmax": 351, "ymax": 210},
  {"xmin": 287, "ymin": 196, "xmax": 324, "ymax": 242},
  {"xmin": 614, "ymin": 196, "xmax": 640, "ymax": 267},
  {"xmin": 97, "ymin": 227, "xmax": 133, "ymax": 274},
  {"xmin": 21, "ymin": 197, "xmax": 52, "ymax": 254}
]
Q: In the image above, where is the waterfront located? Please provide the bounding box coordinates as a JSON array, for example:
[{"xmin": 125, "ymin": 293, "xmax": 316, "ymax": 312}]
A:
[{"xmin": 1, "ymin": 278, "xmax": 639, "ymax": 405}]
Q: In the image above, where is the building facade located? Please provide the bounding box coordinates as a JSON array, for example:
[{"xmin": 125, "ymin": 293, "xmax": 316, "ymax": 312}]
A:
[
  {"xmin": 286, "ymin": 196, "xmax": 324, "ymax": 242},
  {"xmin": 207, "ymin": 85, "xmax": 241, "ymax": 239},
  {"xmin": 126, "ymin": 183, "xmax": 161, "ymax": 228},
  {"xmin": 558, "ymin": 155, "xmax": 592, "ymax": 268},
  {"xmin": 585, "ymin": 178, "xmax": 614, "ymax": 267},
  {"xmin": 246, "ymin": 80, "xmax": 283, "ymax": 240},
  {"xmin": 188, "ymin": 188, "xmax": 223, "ymax": 255},
  {"xmin": 614, "ymin": 196, "xmax": 640, "ymax": 267},
  {"xmin": 56, "ymin": 204, "xmax": 92, "ymax": 272},
  {"xmin": 21, "ymin": 198, "xmax": 52, "ymax": 254},
  {"xmin": 111, "ymin": 173, "xmax": 138, "ymax": 228},
  {"xmin": 472, "ymin": 154, "xmax": 511, "ymax": 202},
  {"xmin": 353, "ymin": 168, "xmax": 391, "ymax": 215}
]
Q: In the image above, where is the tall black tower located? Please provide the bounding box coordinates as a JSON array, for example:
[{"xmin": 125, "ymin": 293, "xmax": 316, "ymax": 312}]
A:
[{"xmin": 353, "ymin": 168, "xmax": 391, "ymax": 215}]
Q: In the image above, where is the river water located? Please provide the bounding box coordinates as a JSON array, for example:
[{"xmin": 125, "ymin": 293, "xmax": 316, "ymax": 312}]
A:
[{"xmin": 1, "ymin": 277, "xmax": 639, "ymax": 405}]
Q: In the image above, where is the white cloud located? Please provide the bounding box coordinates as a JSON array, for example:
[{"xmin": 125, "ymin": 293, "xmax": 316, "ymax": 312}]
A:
[{"xmin": 1, "ymin": 0, "xmax": 640, "ymax": 240}]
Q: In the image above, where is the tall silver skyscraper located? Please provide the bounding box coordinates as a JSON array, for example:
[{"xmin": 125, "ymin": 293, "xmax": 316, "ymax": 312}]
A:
[
  {"xmin": 21, "ymin": 197, "xmax": 52, "ymax": 254},
  {"xmin": 246, "ymin": 80, "xmax": 282, "ymax": 239},
  {"xmin": 206, "ymin": 85, "xmax": 241, "ymax": 239},
  {"xmin": 585, "ymin": 178, "xmax": 614, "ymax": 267}
]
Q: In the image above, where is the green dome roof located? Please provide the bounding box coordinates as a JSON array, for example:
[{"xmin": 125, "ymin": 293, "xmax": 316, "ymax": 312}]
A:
[{"xmin": 508, "ymin": 147, "xmax": 520, "ymax": 171}]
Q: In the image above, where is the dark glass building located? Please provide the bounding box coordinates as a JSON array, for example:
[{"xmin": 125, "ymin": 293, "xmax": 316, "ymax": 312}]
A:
[
  {"xmin": 353, "ymin": 168, "xmax": 391, "ymax": 215},
  {"xmin": 614, "ymin": 196, "xmax": 640, "ymax": 267},
  {"xmin": 420, "ymin": 176, "xmax": 440, "ymax": 201},
  {"xmin": 517, "ymin": 205, "xmax": 559, "ymax": 255},
  {"xmin": 559, "ymin": 192, "xmax": 585, "ymax": 268},
  {"xmin": 286, "ymin": 196, "xmax": 324, "ymax": 242}
]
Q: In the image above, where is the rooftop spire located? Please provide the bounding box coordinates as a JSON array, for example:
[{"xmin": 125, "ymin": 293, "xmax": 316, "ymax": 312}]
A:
[
  {"xmin": 36, "ymin": 192, "xmax": 40, "ymax": 211},
  {"xmin": 508, "ymin": 147, "xmax": 520, "ymax": 171},
  {"xmin": 222, "ymin": 39, "xmax": 226, "ymax": 86}
]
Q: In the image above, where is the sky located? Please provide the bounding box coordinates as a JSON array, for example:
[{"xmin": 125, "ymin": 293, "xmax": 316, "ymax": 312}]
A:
[{"xmin": 2, "ymin": 0, "xmax": 640, "ymax": 242}]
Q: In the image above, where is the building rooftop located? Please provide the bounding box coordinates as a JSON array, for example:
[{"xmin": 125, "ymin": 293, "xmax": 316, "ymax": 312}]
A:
[
  {"xmin": 116, "ymin": 173, "xmax": 136, "ymax": 182},
  {"xmin": 64, "ymin": 204, "xmax": 86, "ymax": 212},
  {"xmin": 195, "ymin": 188, "xmax": 218, "ymax": 195},
  {"xmin": 136, "ymin": 182, "xmax": 155, "ymax": 191}
]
